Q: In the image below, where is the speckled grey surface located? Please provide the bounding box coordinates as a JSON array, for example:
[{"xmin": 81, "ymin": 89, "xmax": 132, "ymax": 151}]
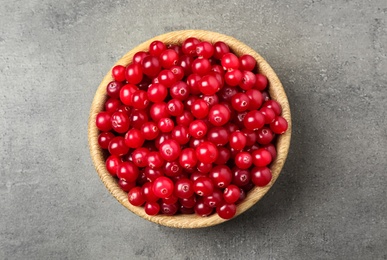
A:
[{"xmin": 1, "ymin": 0, "xmax": 386, "ymax": 259}]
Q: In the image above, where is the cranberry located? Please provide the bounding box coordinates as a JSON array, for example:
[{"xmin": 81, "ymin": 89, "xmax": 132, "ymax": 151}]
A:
[
  {"xmin": 189, "ymin": 137, "xmax": 205, "ymax": 149},
  {"xmin": 152, "ymin": 176, "xmax": 174, "ymax": 198},
  {"xmin": 119, "ymin": 179, "xmax": 135, "ymax": 192},
  {"xmin": 218, "ymin": 85, "xmax": 238, "ymax": 103},
  {"xmin": 150, "ymin": 102, "xmax": 169, "ymax": 122},
  {"xmin": 223, "ymin": 185, "xmax": 241, "ymax": 204},
  {"xmin": 244, "ymin": 110, "xmax": 265, "ymax": 130},
  {"xmin": 142, "ymin": 55, "xmax": 161, "ymax": 77},
  {"xmin": 251, "ymin": 166, "xmax": 272, "ymax": 187},
  {"xmin": 182, "ymin": 37, "xmax": 200, "ymax": 56},
  {"xmin": 106, "ymin": 155, "xmax": 121, "ymax": 176},
  {"xmin": 164, "ymin": 160, "xmax": 182, "ymax": 177},
  {"xmin": 160, "ymin": 201, "xmax": 179, "ymax": 216},
  {"xmin": 160, "ymin": 49, "xmax": 179, "ymax": 69},
  {"xmin": 185, "ymin": 95, "xmax": 199, "ymax": 111},
  {"xmin": 125, "ymin": 63, "xmax": 143, "ymax": 85},
  {"xmin": 112, "ymin": 65, "xmax": 126, "ymax": 82},
  {"xmin": 235, "ymin": 152, "xmax": 253, "ymax": 169},
  {"xmin": 179, "ymin": 148, "xmax": 198, "ymax": 169},
  {"xmin": 179, "ymin": 195, "xmax": 196, "ymax": 208},
  {"xmin": 202, "ymin": 94, "xmax": 219, "ymax": 107},
  {"xmin": 260, "ymin": 107, "xmax": 276, "ymax": 124},
  {"xmin": 216, "ymin": 203, "xmax": 236, "ymax": 219},
  {"xmin": 167, "ymin": 99, "xmax": 184, "ymax": 116},
  {"xmin": 231, "ymin": 93, "xmax": 250, "ymax": 112},
  {"xmin": 96, "ymin": 112, "xmax": 112, "ymax": 132},
  {"xmin": 255, "ymin": 74, "xmax": 268, "ymax": 91},
  {"xmin": 180, "ymin": 205, "xmax": 195, "ymax": 214},
  {"xmin": 209, "ymin": 165, "xmax": 232, "ymax": 188},
  {"xmin": 239, "ymin": 71, "xmax": 256, "ymax": 90},
  {"xmin": 208, "ymin": 104, "xmax": 231, "ymax": 126},
  {"xmin": 142, "ymin": 182, "xmax": 159, "ymax": 202},
  {"xmin": 195, "ymin": 199, "xmax": 214, "ymax": 217},
  {"xmin": 203, "ymin": 189, "xmax": 224, "ymax": 208},
  {"xmin": 232, "ymin": 167, "xmax": 251, "ymax": 187},
  {"xmin": 124, "ymin": 128, "xmax": 144, "ymax": 148},
  {"xmin": 149, "ymin": 40, "xmax": 166, "ymax": 57},
  {"xmin": 221, "ymin": 53, "xmax": 240, "ymax": 70},
  {"xmin": 159, "ymin": 139, "xmax": 181, "ymax": 161},
  {"xmin": 117, "ymin": 162, "xmax": 139, "ymax": 182},
  {"xmin": 108, "ymin": 136, "xmax": 129, "ymax": 156},
  {"xmin": 197, "ymin": 162, "xmax": 213, "ymax": 174},
  {"xmin": 245, "ymin": 89, "xmax": 263, "ymax": 110},
  {"xmin": 178, "ymin": 55, "xmax": 193, "ymax": 76},
  {"xmin": 213, "ymin": 41, "xmax": 230, "ymax": 60},
  {"xmin": 128, "ymin": 187, "xmax": 145, "ymax": 206},
  {"xmin": 131, "ymin": 147, "xmax": 149, "ymax": 167},
  {"xmin": 105, "ymin": 98, "xmax": 121, "ymax": 113},
  {"xmin": 214, "ymin": 147, "xmax": 231, "ymax": 165},
  {"xmin": 192, "ymin": 58, "xmax": 211, "ymax": 76},
  {"xmin": 162, "ymin": 194, "xmax": 178, "ymax": 205},
  {"xmin": 145, "ymin": 202, "xmax": 160, "ymax": 215},
  {"xmin": 229, "ymin": 131, "xmax": 247, "ymax": 150},
  {"xmin": 187, "ymin": 74, "xmax": 202, "ymax": 95},
  {"xmin": 171, "ymin": 125, "xmax": 190, "ymax": 145},
  {"xmin": 252, "ymin": 148, "xmax": 272, "ymax": 167},
  {"xmin": 120, "ymin": 84, "xmax": 138, "ymax": 106},
  {"xmin": 196, "ymin": 141, "xmax": 218, "ymax": 164},
  {"xmin": 176, "ymin": 111, "xmax": 194, "ymax": 127},
  {"xmin": 239, "ymin": 54, "xmax": 256, "ymax": 71},
  {"xmin": 147, "ymin": 151, "xmax": 164, "ymax": 169},
  {"xmin": 174, "ymin": 178, "xmax": 194, "ymax": 199},
  {"xmin": 211, "ymin": 64, "xmax": 224, "ymax": 75},
  {"xmin": 158, "ymin": 70, "xmax": 177, "ymax": 87},
  {"xmin": 98, "ymin": 132, "xmax": 115, "ymax": 149},
  {"xmin": 256, "ymin": 127, "xmax": 275, "ymax": 145},
  {"xmin": 133, "ymin": 51, "xmax": 148, "ymax": 64},
  {"xmin": 207, "ymin": 127, "xmax": 229, "ymax": 146},
  {"xmin": 147, "ymin": 83, "xmax": 168, "ymax": 103},
  {"xmin": 191, "ymin": 99, "xmax": 209, "ymax": 119},
  {"xmin": 263, "ymin": 143, "xmax": 277, "ymax": 161},
  {"xmin": 196, "ymin": 41, "xmax": 214, "ymax": 58},
  {"xmin": 170, "ymin": 65, "xmax": 185, "ymax": 81},
  {"xmin": 170, "ymin": 81, "xmax": 190, "ymax": 100},
  {"xmin": 106, "ymin": 81, "xmax": 123, "ymax": 99},
  {"xmin": 158, "ymin": 118, "xmax": 174, "ymax": 133},
  {"xmin": 198, "ymin": 75, "xmax": 220, "ymax": 95},
  {"xmin": 270, "ymin": 116, "xmax": 288, "ymax": 134},
  {"xmin": 224, "ymin": 70, "xmax": 243, "ymax": 86},
  {"xmin": 141, "ymin": 122, "xmax": 159, "ymax": 140},
  {"xmin": 144, "ymin": 167, "xmax": 163, "ymax": 182},
  {"xmin": 189, "ymin": 120, "xmax": 208, "ymax": 139}
]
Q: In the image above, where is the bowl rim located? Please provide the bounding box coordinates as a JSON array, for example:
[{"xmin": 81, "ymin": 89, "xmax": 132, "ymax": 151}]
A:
[{"xmin": 88, "ymin": 29, "xmax": 292, "ymax": 228}]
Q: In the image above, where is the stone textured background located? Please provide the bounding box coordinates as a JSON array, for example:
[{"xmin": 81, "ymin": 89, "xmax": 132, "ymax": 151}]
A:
[{"xmin": 1, "ymin": 0, "xmax": 386, "ymax": 259}]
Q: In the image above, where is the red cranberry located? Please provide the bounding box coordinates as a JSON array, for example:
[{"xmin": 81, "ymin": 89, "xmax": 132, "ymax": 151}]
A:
[
  {"xmin": 141, "ymin": 121, "xmax": 159, "ymax": 140},
  {"xmin": 243, "ymin": 110, "xmax": 265, "ymax": 130},
  {"xmin": 158, "ymin": 118, "xmax": 174, "ymax": 133},
  {"xmin": 125, "ymin": 63, "xmax": 143, "ymax": 85},
  {"xmin": 196, "ymin": 141, "xmax": 219, "ymax": 164},
  {"xmin": 124, "ymin": 128, "xmax": 144, "ymax": 148},
  {"xmin": 189, "ymin": 120, "xmax": 208, "ymax": 139},
  {"xmin": 174, "ymin": 178, "xmax": 194, "ymax": 199},
  {"xmin": 182, "ymin": 37, "xmax": 200, "ymax": 57},
  {"xmin": 133, "ymin": 51, "xmax": 148, "ymax": 64},
  {"xmin": 192, "ymin": 58, "xmax": 211, "ymax": 76},
  {"xmin": 203, "ymin": 189, "xmax": 224, "ymax": 208},
  {"xmin": 119, "ymin": 179, "xmax": 135, "ymax": 192},
  {"xmin": 167, "ymin": 99, "xmax": 184, "ymax": 116},
  {"xmin": 252, "ymin": 148, "xmax": 272, "ymax": 167},
  {"xmin": 179, "ymin": 148, "xmax": 198, "ymax": 169},
  {"xmin": 232, "ymin": 167, "xmax": 251, "ymax": 187},
  {"xmin": 214, "ymin": 147, "xmax": 231, "ymax": 165},
  {"xmin": 239, "ymin": 71, "xmax": 256, "ymax": 90},
  {"xmin": 193, "ymin": 176, "xmax": 214, "ymax": 197},
  {"xmin": 196, "ymin": 41, "xmax": 214, "ymax": 59},
  {"xmin": 216, "ymin": 203, "xmax": 236, "ymax": 219},
  {"xmin": 235, "ymin": 152, "xmax": 253, "ymax": 170},
  {"xmin": 120, "ymin": 84, "xmax": 138, "ymax": 106},
  {"xmin": 187, "ymin": 74, "xmax": 202, "ymax": 95},
  {"xmin": 108, "ymin": 136, "xmax": 129, "ymax": 156},
  {"xmin": 131, "ymin": 148, "xmax": 149, "ymax": 167},
  {"xmin": 256, "ymin": 127, "xmax": 275, "ymax": 145},
  {"xmin": 170, "ymin": 81, "xmax": 190, "ymax": 100},
  {"xmin": 270, "ymin": 116, "xmax": 288, "ymax": 134},
  {"xmin": 142, "ymin": 55, "xmax": 161, "ymax": 77},
  {"xmin": 147, "ymin": 83, "xmax": 167, "ymax": 103},
  {"xmin": 251, "ymin": 166, "xmax": 272, "ymax": 187},
  {"xmin": 164, "ymin": 161, "xmax": 182, "ymax": 177},
  {"xmin": 198, "ymin": 75, "xmax": 220, "ymax": 95},
  {"xmin": 213, "ymin": 41, "xmax": 230, "ymax": 60},
  {"xmin": 208, "ymin": 104, "xmax": 231, "ymax": 126},
  {"xmin": 147, "ymin": 151, "xmax": 164, "ymax": 169},
  {"xmin": 159, "ymin": 139, "xmax": 181, "ymax": 161},
  {"xmin": 112, "ymin": 65, "xmax": 126, "ymax": 82},
  {"xmin": 98, "ymin": 132, "xmax": 115, "ymax": 149},
  {"xmin": 223, "ymin": 185, "xmax": 241, "ymax": 204},
  {"xmin": 195, "ymin": 199, "xmax": 214, "ymax": 216},
  {"xmin": 209, "ymin": 165, "xmax": 232, "ymax": 188},
  {"xmin": 224, "ymin": 69, "xmax": 243, "ymax": 86},
  {"xmin": 207, "ymin": 127, "xmax": 229, "ymax": 146},
  {"xmin": 229, "ymin": 131, "xmax": 247, "ymax": 150},
  {"xmin": 117, "ymin": 162, "xmax": 139, "ymax": 182},
  {"xmin": 145, "ymin": 202, "xmax": 160, "ymax": 215},
  {"xmin": 245, "ymin": 89, "xmax": 263, "ymax": 110},
  {"xmin": 171, "ymin": 125, "xmax": 190, "ymax": 145},
  {"xmin": 231, "ymin": 93, "xmax": 250, "ymax": 112},
  {"xmin": 239, "ymin": 54, "xmax": 256, "ymax": 71},
  {"xmin": 142, "ymin": 182, "xmax": 159, "ymax": 202},
  {"xmin": 221, "ymin": 53, "xmax": 240, "ymax": 70},
  {"xmin": 96, "ymin": 112, "xmax": 112, "ymax": 131},
  {"xmin": 149, "ymin": 40, "xmax": 166, "ymax": 57},
  {"xmin": 191, "ymin": 99, "xmax": 209, "ymax": 119},
  {"xmin": 255, "ymin": 74, "xmax": 268, "ymax": 91},
  {"xmin": 106, "ymin": 155, "xmax": 121, "ymax": 176},
  {"xmin": 150, "ymin": 102, "xmax": 169, "ymax": 122},
  {"xmin": 128, "ymin": 187, "xmax": 145, "ymax": 206},
  {"xmin": 160, "ymin": 49, "xmax": 179, "ymax": 69}
]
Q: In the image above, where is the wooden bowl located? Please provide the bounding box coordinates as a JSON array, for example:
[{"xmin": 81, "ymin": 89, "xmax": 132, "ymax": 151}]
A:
[{"xmin": 88, "ymin": 30, "xmax": 291, "ymax": 228}]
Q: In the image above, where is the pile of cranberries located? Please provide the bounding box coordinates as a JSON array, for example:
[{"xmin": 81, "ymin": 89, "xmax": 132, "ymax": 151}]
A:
[{"xmin": 95, "ymin": 38, "xmax": 288, "ymax": 220}]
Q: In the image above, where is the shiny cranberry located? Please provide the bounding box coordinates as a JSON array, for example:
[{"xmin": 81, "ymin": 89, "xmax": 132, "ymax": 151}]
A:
[
  {"xmin": 235, "ymin": 152, "xmax": 253, "ymax": 170},
  {"xmin": 154, "ymin": 133, "xmax": 171, "ymax": 149},
  {"xmin": 244, "ymin": 110, "xmax": 265, "ymax": 130},
  {"xmin": 221, "ymin": 53, "xmax": 239, "ymax": 70},
  {"xmin": 203, "ymin": 189, "xmax": 224, "ymax": 208},
  {"xmin": 260, "ymin": 107, "xmax": 276, "ymax": 124},
  {"xmin": 158, "ymin": 70, "xmax": 177, "ymax": 87},
  {"xmin": 178, "ymin": 55, "xmax": 193, "ymax": 76},
  {"xmin": 191, "ymin": 99, "xmax": 209, "ymax": 119},
  {"xmin": 196, "ymin": 141, "xmax": 219, "ymax": 164},
  {"xmin": 170, "ymin": 65, "xmax": 184, "ymax": 81},
  {"xmin": 197, "ymin": 162, "xmax": 213, "ymax": 174},
  {"xmin": 216, "ymin": 203, "xmax": 236, "ymax": 219},
  {"xmin": 176, "ymin": 110, "xmax": 194, "ymax": 127},
  {"xmin": 213, "ymin": 41, "xmax": 230, "ymax": 60},
  {"xmin": 255, "ymin": 74, "xmax": 268, "ymax": 91},
  {"xmin": 207, "ymin": 127, "xmax": 229, "ymax": 146},
  {"xmin": 270, "ymin": 116, "xmax": 288, "ymax": 134},
  {"xmin": 214, "ymin": 147, "xmax": 231, "ymax": 165},
  {"xmin": 251, "ymin": 166, "xmax": 272, "ymax": 187},
  {"xmin": 263, "ymin": 143, "xmax": 277, "ymax": 161},
  {"xmin": 231, "ymin": 93, "xmax": 250, "ymax": 112},
  {"xmin": 164, "ymin": 161, "xmax": 182, "ymax": 177},
  {"xmin": 167, "ymin": 99, "xmax": 184, "ymax": 116},
  {"xmin": 192, "ymin": 58, "xmax": 211, "ymax": 76},
  {"xmin": 208, "ymin": 104, "xmax": 231, "ymax": 126},
  {"xmin": 170, "ymin": 81, "xmax": 190, "ymax": 100},
  {"xmin": 223, "ymin": 185, "xmax": 241, "ymax": 204},
  {"xmin": 104, "ymin": 98, "xmax": 121, "ymax": 113},
  {"xmin": 131, "ymin": 147, "xmax": 149, "ymax": 167},
  {"xmin": 202, "ymin": 94, "xmax": 219, "ymax": 107},
  {"xmin": 112, "ymin": 65, "xmax": 126, "ymax": 82},
  {"xmin": 150, "ymin": 102, "xmax": 169, "ymax": 122},
  {"xmin": 108, "ymin": 136, "xmax": 129, "ymax": 156},
  {"xmin": 239, "ymin": 71, "xmax": 256, "ymax": 90},
  {"xmin": 179, "ymin": 148, "xmax": 198, "ymax": 169},
  {"xmin": 232, "ymin": 167, "xmax": 251, "ymax": 187},
  {"xmin": 117, "ymin": 162, "xmax": 139, "ymax": 182},
  {"xmin": 152, "ymin": 176, "xmax": 174, "ymax": 198},
  {"xmin": 147, "ymin": 151, "xmax": 164, "ymax": 169},
  {"xmin": 195, "ymin": 198, "xmax": 214, "ymax": 216},
  {"xmin": 106, "ymin": 155, "xmax": 121, "ymax": 176},
  {"xmin": 229, "ymin": 131, "xmax": 247, "ymax": 151},
  {"xmin": 120, "ymin": 84, "xmax": 138, "ymax": 106},
  {"xmin": 142, "ymin": 182, "xmax": 159, "ymax": 202},
  {"xmin": 144, "ymin": 167, "xmax": 163, "ymax": 182},
  {"xmin": 159, "ymin": 139, "xmax": 181, "ymax": 162},
  {"xmin": 124, "ymin": 128, "xmax": 144, "ymax": 148},
  {"xmin": 158, "ymin": 118, "xmax": 174, "ymax": 133},
  {"xmin": 252, "ymin": 148, "xmax": 272, "ymax": 167},
  {"xmin": 189, "ymin": 137, "xmax": 205, "ymax": 149},
  {"xmin": 142, "ymin": 55, "xmax": 161, "ymax": 77},
  {"xmin": 98, "ymin": 132, "xmax": 115, "ymax": 149},
  {"xmin": 179, "ymin": 195, "xmax": 197, "ymax": 208},
  {"xmin": 245, "ymin": 89, "xmax": 263, "ymax": 110},
  {"xmin": 224, "ymin": 69, "xmax": 243, "ymax": 86},
  {"xmin": 162, "ymin": 194, "xmax": 179, "ymax": 205},
  {"xmin": 141, "ymin": 121, "xmax": 159, "ymax": 140},
  {"xmin": 145, "ymin": 202, "xmax": 160, "ymax": 215},
  {"xmin": 209, "ymin": 165, "xmax": 232, "ymax": 188},
  {"xmin": 128, "ymin": 187, "xmax": 145, "ymax": 206},
  {"xmin": 182, "ymin": 37, "xmax": 200, "ymax": 56},
  {"xmin": 180, "ymin": 205, "xmax": 195, "ymax": 214},
  {"xmin": 160, "ymin": 49, "xmax": 179, "ymax": 69},
  {"xmin": 174, "ymin": 178, "xmax": 194, "ymax": 199},
  {"xmin": 160, "ymin": 201, "xmax": 179, "ymax": 216},
  {"xmin": 149, "ymin": 40, "xmax": 166, "ymax": 57},
  {"xmin": 198, "ymin": 75, "xmax": 220, "ymax": 95},
  {"xmin": 171, "ymin": 125, "xmax": 190, "ymax": 145},
  {"xmin": 193, "ymin": 176, "xmax": 214, "ymax": 197},
  {"xmin": 187, "ymin": 74, "xmax": 202, "ymax": 95},
  {"xmin": 147, "ymin": 83, "xmax": 168, "ymax": 103},
  {"xmin": 125, "ymin": 63, "xmax": 143, "ymax": 85},
  {"xmin": 256, "ymin": 127, "xmax": 275, "ymax": 145},
  {"xmin": 119, "ymin": 179, "xmax": 135, "ymax": 192},
  {"xmin": 239, "ymin": 54, "xmax": 256, "ymax": 71},
  {"xmin": 96, "ymin": 112, "xmax": 112, "ymax": 131},
  {"xmin": 133, "ymin": 51, "xmax": 148, "ymax": 64},
  {"xmin": 106, "ymin": 81, "xmax": 123, "ymax": 99},
  {"xmin": 196, "ymin": 41, "xmax": 214, "ymax": 58},
  {"xmin": 189, "ymin": 120, "xmax": 208, "ymax": 139},
  {"xmin": 185, "ymin": 95, "xmax": 199, "ymax": 111}
]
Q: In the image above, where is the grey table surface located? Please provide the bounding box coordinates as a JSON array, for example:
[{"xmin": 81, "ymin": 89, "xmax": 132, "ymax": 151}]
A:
[{"xmin": 1, "ymin": 0, "xmax": 386, "ymax": 259}]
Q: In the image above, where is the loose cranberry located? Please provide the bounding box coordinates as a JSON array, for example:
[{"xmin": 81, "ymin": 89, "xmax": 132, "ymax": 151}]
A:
[
  {"xmin": 96, "ymin": 112, "xmax": 112, "ymax": 131},
  {"xmin": 147, "ymin": 83, "xmax": 168, "ymax": 103},
  {"xmin": 218, "ymin": 85, "xmax": 238, "ymax": 103},
  {"xmin": 198, "ymin": 75, "xmax": 220, "ymax": 95},
  {"xmin": 208, "ymin": 104, "xmax": 231, "ymax": 126},
  {"xmin": 224, "ymin": 69, "xmax": 243, "ymax": 86},
  {"xmin": 154, "ymin": 132, "xmax": 172, "ymax": 149},
  {"xmin": 142, "ymin": 182, "xmax": 159, "ymax": 202},
  {"xmin": 214, "ymin": 147, "xmax": 231, "ymax": 165},
  {"xmin": 239, "ymin": 54, "xmax": 256, "ymax": 71},
  {"xmin": 260, "ymin": 107, "xmax": 276, "ymax": 124},
  {"xmin": 145, "ymin": 202, "xmax": 160, "ymax": 215},
  {"xmin": 152, "ymin": 176, "xmax": 174, "ymax": 198},
  {"xmin": 270, "ymin": 116, "xmax": 288, "ymax": 134},
  {"xmin": 263, "ymin": 143, "xmax": 277, "ymax": 161},
  {"xmin": 106, "ymin": 155, "xmax": 121, "ymax": 176},
  {"xmin": 150, "ymin": 102, "xmax": 169, "ymax": 122},
  {"xmin": 252, "ymin": 148, "xmax": 272, "ymax": 167},
  {"xmin": 263, "ymin": 100, "xmax": 282, "ymax": 116},
  {"xmin": 213, "ymin": 41, "xmax": 230, "ymax": 60},
  {"xmin": 235, "ymin": 152, "xmax": 253, "ymax": 169},
  {"xmin": 255, "ymin": 74, "xmax": 268, "ymax": 91},
  {"xmin": 176, "ymin": 110, "xmax": 194, "ymax": 127},
  {"xmin": 239, "ymin": 71, "xmax": 256, "ymax": 90},
  {"xmin": 192, "ymin": 58, "xmax": 211, "ymax": 76},
  {"xmin": 108, "ymin": 136, "xmax": 129, "ymax": 156},
  {"xmin": 261, "ymin": 91, "xmax": 270, "ymax": 102},
  {"xmin": 179, "ymin": 148, "xmax": 198, "ymax": 169},
  {"xmin": 112, "ymin": 65, "xmax": 126, "ymax": 82},
  {"xmin": 131, "ymin": 90, "xmax": 149, "ymax": 110},
  {"xmin": 131, "ymin": 147, "xmax": 149, "ymax": 167},
  {"xmin": 158, "ymin": 70, "xmax": 177, "ymax": 87},
  {"xmin": 211, "ymin": 64, "xmax": 224, "ymax": 75},
  {"xmin": 202, "ymin": 94, "xmax": 219, "ymax": 107},
  {"xmin": 149, "ymin": 40, "xmax": 166, "ymax": 57},
  {"xmin": 189, "ymin": 137, "xmax": 205, "ymax": 149},
  {"xmin": 245, "ymin": 89, "xmax": 263, "ymax": 110},
  {"xmin": 117, "ymin": 162, "xmax": 139, "ymax": 182},
  {"xmin": 197, "ymin": 162, "xmax": 213, "ymax": 174},
  {"xmin": 203, "ymin": 189, "xmax": 224, "ymax": 208},
  {"xmin": 162, "ymin": 194, "xmax": 179, "ymax": 205},
  {"xmin": 191, "ymin": 99, "xmax": 209, "ymax": 119},
  {"xmin": 119, "ymin": 179, "xmax": 135, "ymax": 192},
  {"xmin": 128, "ymin": 187, "xmax": 145, "ymax": 206},
  {"xmin": 125, "ymin": 63, "xmax": 143, "ymax": 85},
  {"xmin": 133, "ymin": 51, "xmax": 148, "ymax": 64},
  {"xmin": 223, "ymin": 185, "xmax": 241, "ymax": 204},
  {"xmin": 159, "ymin": 139, "xmax": 181, "ymax": 161},
  {"xmin": 147, "ymin": 151, "xmax": 164, "ymax": 169},
  {"xmin": 167, "ymin": 99, "xmax": 184, "ymax": 116},
  {"xmin": 231, "ymin": 93, "xmax": 250, "ymax": 112},
  {"xmin": 120, "ymin": 84, "xmax": 138, "ymax": 106},
  {"xmin": 182, "ymin": 37, "xmax": 200, "ymax": 57},
  {"xmin": 178, "ymin": 55, "xmax": 194, "ymax": 76},
  {"xmin": 141, "ymin": 122, "xmax": 159, "ymax": 140},
  {"xmin": 256, "ymin": 127, "xmax": 275, "ymax": 145},
  {"xmin": 171, "ymin": 125, "xmax": 190, "ymax": 145},
  {"xmin": 163, "ymin": 160, "xmax": 182, "ymax": 177},
  {"xmin": 196, "ymin": 141, "xmax": 218, "ymax": 164},
  {"xmin": 187, "ymin": 74, "xmax": 202, "ymax": 95},
  {"xmin": 195, "ymin": 199, "xmax": 214, "ymax": 216},
  {"xmin": 209, "ymin": 165, "xmax": 232, "ymax": 188},
  {"xmin": 142, "ymin": 55, "xmax": 161, "ymax": 77},
  {"xmin": 189, "ymin": 120, "xmax": 208, "ymax": 139},
  {"xmin": 207, "ymin": 127, "xmax": 229, "ymax": 146},
  {"xmin": 160, "ymin": 201, "xmax": 179, "ymax": 215},
  {"xmin": 144, "ymin": 167, "xmax": 163, "ymax": 182},
  {"xmin": 170, "ymin": 65, "xmax": 185, "ymax": 81},
  {"xmin": 160, "ymin": 49, "xmax": 179, "ymax": 69},
  {"xmin": 180, "ymin": 205, "xmax": 195, "ymax": 214},
  {"xmin": 185, "ymin": 96, "xmax": 199, "ymax": 111},
  {"xmin": 174, "ymin": 178, "xmax": 194, "ymax": 199},
  {"xmin": 232, "ymin": 167, "xmax": 251, "ymax": 187},
  {"xmin": 124, "ymin": 128, "xmax": 144, "ymax": 148},
  {"xmin": 98, "ymin": 132, "xmax": 115, "ymax": 149},
  {"xmin": 170, "ymin": 81, "xmax": 190, "ymax": 100},
  {"xmin": 221, "ymin": 53, "xmax": 240, "ymax": 70},
  {"xmin": 216, "ymin": 203, "xmax": 236, "ymax": 219},
  {"xmin": 104, "ymin": 98, "xmax": 121, "ymax": 113},
  {"xmin": 196, "ymin": 41, "xmax": 214, "ymax": 59},
  {"xmin": 251, "ymin": 166, "xmax": 272, "ymax": 187},
  {"xmin": 243, "ymin": 110, "xmax": 265, "ymax": 130},
  {"xmin": 158, "ymin": 118, "xmax": 174, "ymax": 133},
  {"xmin": 106, "ymin": 81, "xmax": 123, "ymax": 99},
  {"xmin": 229, "ymin": 131, "xmax": 247, "ymax": 150},
  {"xmin": 224, "ymin": 123, "xmax": 239, "ymax": 134},
  {"xmin": 130, "ymin": 109, "xmax": 149, "ymax": 129}
]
